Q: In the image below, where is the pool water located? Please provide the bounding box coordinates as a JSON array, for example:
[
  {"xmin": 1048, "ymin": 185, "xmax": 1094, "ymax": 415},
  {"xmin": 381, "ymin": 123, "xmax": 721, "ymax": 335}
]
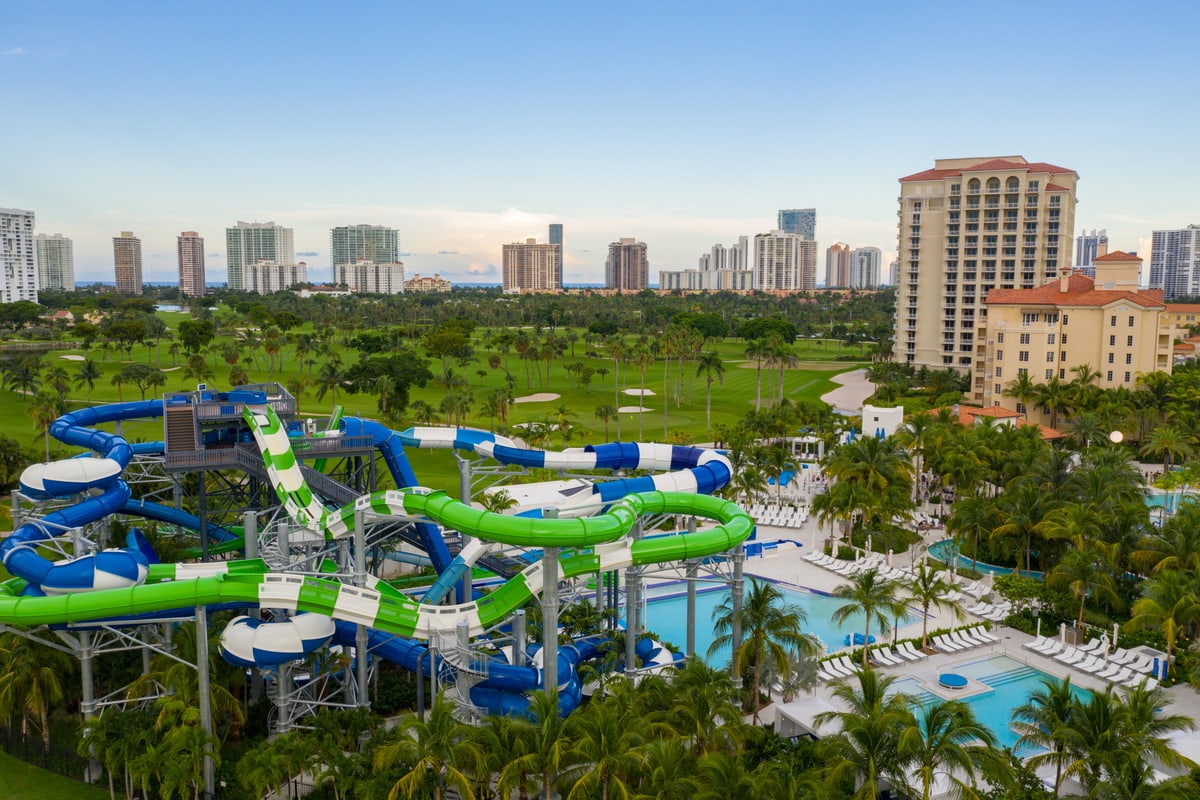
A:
[
  {"xmin": 928, "ymin": 539, "xmax": 1045, "ymax": 581},
  {"xmin": 888, "ymin": 655, "xmax": 1091, "ymax": 754},
  {"xmin": 644, "ymin": 584, "xmax": 919, "ymax": 663}
]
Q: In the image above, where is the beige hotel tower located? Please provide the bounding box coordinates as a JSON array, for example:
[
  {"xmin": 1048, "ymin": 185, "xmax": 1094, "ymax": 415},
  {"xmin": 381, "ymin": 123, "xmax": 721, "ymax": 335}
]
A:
[{"xmin": 894, "ymin": 157, "xmax": 1078, "ymax": 401}]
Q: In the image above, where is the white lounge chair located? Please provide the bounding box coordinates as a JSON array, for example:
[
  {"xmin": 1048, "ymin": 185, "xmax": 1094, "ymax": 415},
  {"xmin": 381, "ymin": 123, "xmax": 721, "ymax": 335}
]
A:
[
  {"xmin": 933, "ymin": 635, "xmax": 961, "ymax": 653},
  {"xmin": 900, "ymin": 641, "xmax": 929, "ymax": 660},
  {"xmin": 1077, "ymin": 638, "xmax": 1105, "ymax": 654},
  {"xmin": 1023, "ymin": 635, "xmax": 1047, "ymax": 651},
  {"xmin": 1105, "ymin": 667, "xmax": 1135, "ymax": 684},
  {"xmin": 970, "ymin": 625, "xmax": 1001, "ymax": 643},
  {"xmin": 821, "ymin": 660, "xmax": 852, "ymax": 678},
  {"xmin": 1055, "ymin": 647, "xmax": 1084, "ymax": 665},
  {"xmin": 1127, "ymin": 656, "xmax": 1155, "ymax": 674},
  {"xmin": 877, "ymin": 646, "xmax": 905, "ymax": 666},
  {"xmin": 1126, "ymin": 675, "xmax": 1160, "ymax": 691},
  {"xmin": 836, "ymin": 656, "xmax": 862, "ymax": 675},
  {"xmin": 1074, "ymin": 655, "xmax": 1104, "ymax": 673},
  {"xmin": 1108, "ymin": 647, "xmax": 1134, "ymax": 664},
  {"xmin": 1095, "ymin": 662, "xmax": 1124, "ymax": 681},
  {"xmin": 949, "ymin": 630, "xmax": 981, "ymax": 648},
  {"xmin": 1038, "ymin": 641, "xmax": 1065, "ymax": 658}
]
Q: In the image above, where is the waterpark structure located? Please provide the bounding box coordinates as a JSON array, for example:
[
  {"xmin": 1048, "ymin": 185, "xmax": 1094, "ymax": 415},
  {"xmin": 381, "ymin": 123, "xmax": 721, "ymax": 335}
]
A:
[{"xmin": 0, "ymin": 383, "xmax": 753, "ymax": 796}]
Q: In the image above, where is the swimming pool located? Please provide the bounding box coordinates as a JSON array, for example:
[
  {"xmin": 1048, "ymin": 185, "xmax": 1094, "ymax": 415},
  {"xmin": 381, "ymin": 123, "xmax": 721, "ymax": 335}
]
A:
[
  {"xmin": 928, "ymin": 539, "xmax": 1045, "ymax": 581},
  {"xmin": 644, "ymin": 584, "xmax": 920, "ymax": 662},
  {"xmin": 888, "ymin": 654, "xmax": 1091, "ymax": 754}
]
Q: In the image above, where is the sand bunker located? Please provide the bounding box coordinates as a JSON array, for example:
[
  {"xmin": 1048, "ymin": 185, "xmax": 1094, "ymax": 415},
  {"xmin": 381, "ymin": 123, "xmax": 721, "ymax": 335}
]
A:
[
  {"xmin": 514, "ymin": 393, "xmax": 561, "ymax": 404},
  {"xmin": 59, "ymin": 354, "xmax": 86, "ymax": 361},
  {"xmin": 617, "ymin": 405, "xmax": 651, "ymax": 413},
  {"xmin": 820, "ymin": 369, "xmax": 875, "ymax": 413},
  {"xmin": 623, "ymin": 388, "xmax": 656, "ymax": 396}
]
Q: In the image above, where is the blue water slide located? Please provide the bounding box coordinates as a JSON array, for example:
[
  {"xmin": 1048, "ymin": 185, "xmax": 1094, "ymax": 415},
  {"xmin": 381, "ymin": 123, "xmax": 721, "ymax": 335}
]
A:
[{"xmin": 121, "ymin": 497, "xmax": 237, "ymax": 543}]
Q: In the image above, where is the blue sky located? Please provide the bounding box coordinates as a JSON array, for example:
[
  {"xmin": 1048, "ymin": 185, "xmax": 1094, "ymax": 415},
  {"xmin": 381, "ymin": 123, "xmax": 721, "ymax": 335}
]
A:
[{"xmin": 4, "ymin": 1, "xmax": 1199, "ymax": 286}]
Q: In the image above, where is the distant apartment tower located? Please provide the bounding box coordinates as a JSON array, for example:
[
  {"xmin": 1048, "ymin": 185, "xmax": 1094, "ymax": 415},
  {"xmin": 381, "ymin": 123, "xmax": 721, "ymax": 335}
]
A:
[
  {"xmin": 244, "ymin": 260, "xmax": 307, "ymax": 294},
  {"xmin": 894, "ymin": 156, "xmax": 1079, "ymax": 385},
  {"xmin": 226, "ymin": 221, "xmax": 294, "ymax": 291},
  {"xmin": 849, "ymin": 247, "xmax": 883, "ymax": 289},
  {"xmin": 548, "ymin": 224, "xmax": 563, "ymax": 278},
  {"xmin": 330, "ymin": 225, "xmax": 400, "ymax": 268},
  {"xmin": 778, "ymin": 208, "xmax": 816, "ymax": 240},
  {"xmin": 0, "ymin": 208, "xmax": 39, "ymax": 303},
  {"xmin": 826, "ymin": 242, "xmax": 850, "ymax": 287},
  {"xmin": 605, "ymin": 238, "xmax": 649, "ymax": 293},
  {"xmin": 1149, "ymin": 225, "xmax": 1200, "ymax": 300},
  {"xmin": 1074, "ymin": 229, "xmax": 1109, "ymax": 277},
  {"xmin": 334, "ymin": 260, "xmax": 405, "ymax": 294},
  {"xmin": 177, "ymin": 231, "xmax": 206, "ymax": 297},
  {"xmin": 888, "ymin": 260, "xmax": 898, "ymax": 287},
  {"xmin": 753, "ymin": 230, "xmax": 816, "ymax": 292},
  {"xmin": 35, "ymin": 233, "xmax": 74, "ymax": 291},
  {"xmin": 113, "ymin": 231, "xmax": 143, "ymax": 295},
  {"xmin": 502, "ymin": 238, "xmax": 561, "ymax": 293}
]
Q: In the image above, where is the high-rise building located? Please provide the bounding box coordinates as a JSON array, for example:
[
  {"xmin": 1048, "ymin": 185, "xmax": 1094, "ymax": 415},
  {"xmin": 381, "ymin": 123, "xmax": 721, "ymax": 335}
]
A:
[
  {"xmin": 330, "ymin": 225, "xmax": 400, "ymax": 269},
  {"xmin": 35, "ymin": 233, "xmax": 74, "ymax": 292},
  {"xmin": 502, "ymin": 238, "xmax": 561, "ymax": 292},
  {"xmin": 894, "ymin": 156, "xmax": 1079, "ymax": 389},
  {"xmin": 777, "ymin": 208, "xmax": 816, "ymax": 240},
  {"xmin": 548, "ymin": 224, "xmax": 563, "ymax": 280},
  {"xmin": 888, "ymin": 260, "xmax": 899, "ymax": 287},
  {"xmin": 0, "ymin": 208, "xmax": 39, "ymax": 303},
  {"xmin": 113, "ymin": 231, "xmax": 143, "ymax": 295},
  {"xmin": 177, "ymin": 231, "xmax": 206, "ymax": 298},
  {"xmin": 753, "ymin": 230, "xmax": 816, "ymax": 292},
  {"xmin": 1074, "ymin": 229, "xmax": 1109, "ymax": 278},
  {"xmin": 849, "ymin": 247, "xmax": 883, "ymax": 289},
  {"xmin": 605, "ymin": 238, "xmax": 649, "ymax": 293},
  {"xmin": 226, "ymin": 222, "xmax": 294, "ymax": 291},
  {"xmin": 333, "ymin": 261, "xmax": 405, "ymax": 294},
  {"xmin": 825, "ymin": 242, "xmax": 850, "ymax": 287},
  {"xmin": 244, "ymin": 260, "xmax": 307, "ymax": 294},
  {"xmin": 981, "ymin": 253, "xmax": 1170, "ymax": 422},
  {"xmin": 1149, "ymin": 225, "xmax": 1200, "ymax": 300}
]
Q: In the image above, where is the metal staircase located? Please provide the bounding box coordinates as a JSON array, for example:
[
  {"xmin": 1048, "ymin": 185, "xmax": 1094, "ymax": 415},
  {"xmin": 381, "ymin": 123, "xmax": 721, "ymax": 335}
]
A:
[{"xmin": 163, "ymin": 404, "xmax": 198, "ymax": 452}]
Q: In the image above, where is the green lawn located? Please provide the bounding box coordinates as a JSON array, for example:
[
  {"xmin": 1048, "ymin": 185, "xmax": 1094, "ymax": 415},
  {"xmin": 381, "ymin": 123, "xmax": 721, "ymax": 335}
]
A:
[
  {"xmin": 0, "ymin": 751, "xmax": 110, "ymax": 800},
  {"xmin": 0, "ymin": 326, "xmax": 868, "ymax": 497}
]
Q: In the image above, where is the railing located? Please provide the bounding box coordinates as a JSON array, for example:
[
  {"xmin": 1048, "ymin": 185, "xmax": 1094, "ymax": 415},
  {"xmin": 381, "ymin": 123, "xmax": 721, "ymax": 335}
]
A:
[
  {"xmin": 165, "ymin": 448, "xmax": 240, "ymax": 470},
  {"xmin": 0, "ymin": 725, "xmax": 91, "ymax": 785}
]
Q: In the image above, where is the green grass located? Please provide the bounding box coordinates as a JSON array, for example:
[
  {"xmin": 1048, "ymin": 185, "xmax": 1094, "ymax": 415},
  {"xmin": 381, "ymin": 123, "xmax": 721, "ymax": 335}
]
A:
[
  {"xmin": 0, "ymin": 326, "xmax": 868, "ymax": 498},
  {"xmin": 0, "ymin": 751, "xmax": 110, "ymax": 800}
]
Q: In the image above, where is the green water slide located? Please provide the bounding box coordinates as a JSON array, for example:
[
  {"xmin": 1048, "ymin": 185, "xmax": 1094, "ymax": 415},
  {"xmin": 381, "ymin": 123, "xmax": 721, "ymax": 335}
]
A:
[{"xmin": 0, "ymin": 490, "xmax": 752, "ymax": 639}]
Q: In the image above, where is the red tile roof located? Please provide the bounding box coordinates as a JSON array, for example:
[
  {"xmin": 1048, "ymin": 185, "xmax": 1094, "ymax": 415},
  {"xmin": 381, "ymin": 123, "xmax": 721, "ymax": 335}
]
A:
[
  {"xmin": 899, "ymin": 158, "xmax": 1076, "ymax": 182},
  {"xmin": 1045, "ymin": 183, "xmax": 1071, "ymax": 192},
  {"xmin": 917, "ymin": 404, "xmax": 1067, "ymax": 440},
  {"xmin": 985, "ymin": 273, "xmax": 1164, "ymax": 309},
  {"xmin": 1094, "ymin": 250, "xmax": 1141, "ymax": 262},
  {"xmin": 1167, "ymin": 304, "xmax": 1200, "ymax": 313}
]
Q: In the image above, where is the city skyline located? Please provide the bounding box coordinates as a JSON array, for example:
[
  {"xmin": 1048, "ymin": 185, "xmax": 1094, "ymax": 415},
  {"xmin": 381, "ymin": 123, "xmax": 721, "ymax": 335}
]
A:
[{"xmin": 4, "ymin": 3, "xmax": 1199, "ymax": 286}]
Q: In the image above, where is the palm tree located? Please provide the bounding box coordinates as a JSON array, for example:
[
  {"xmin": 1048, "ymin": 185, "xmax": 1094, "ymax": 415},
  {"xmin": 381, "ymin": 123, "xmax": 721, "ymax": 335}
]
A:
[
  {"xmin": 1127, "ymin": 570, "xmax": 1200, "ymax": 678},
  {"xmin": 1012, "ymin": 677, "xmax": 1078, "ymax": 798},
  {"xmin": 708, "ymin": 578, "xmax": 816, "ymax": 721},
  {"xmin": 1002, "ymin": 372, "xmax": 1039, "ymax": 416},
  {"xmin": 1134, "ymin": 504, "xmax": 1200, "ymax": 574},
  {"xmin": 831, "ymin": 569, "xmax": 907, "ymax": 668},
  {"xmin": 990, "ymin": 482, "xmax": 1048, "ymax": 576},
  {"xmin": 666, "ymin": 658, "xmax": 742, "ymax": 755},
  {"xmin": 315, "ymin": 360, "xmax": 344, "ymax": 405},
  {"xmin": 1049, "ymin": 548, "xmax": 1120, "ymax": 628},
  {"xmin": 814, "ymin": 669, "xmax": 912, "ymax": 800},
  {"xmin": 0, "ymin": 632, "xmax": 72, "ymax": 752},
  {"xmin": 373, "ymin": 693, "xmax": 483, "ymax": 800},
  {"xmin": 607, "ymin": 336, "xmax": 627, "ymax": 440},
  {"xmin": 633, "ymin": 738, "xmax": 699, "ymax": 800},
  {"xmin": 44, "ymin": 364, "xmax": 71, "ymax": 401},
  {"xmin": 903, "ymin": 562, "xmax": 962, "ymax": 651},
  {"xmin": 27, "ymin": 391, "xmax": 61, "ymax": 463},
  {"xmin": 945, "ymin": 494, "xmax": 999, "ymax": 573},
  {"xmin": 594, "ymin": 404, "xmax": 616, "ymax": 441},
  {"xmin": 564, "ymin": 697, "xmax": 647, "ymax": 800},
  {"xmin": 75, "ymin": 358, "xmax": 102, "ymax": 403},
  {"xmin": 694, "ymin": 751, "xmax": 759, "ymax": 800},
  {"xmin": 695, "ymin": 351, "xmax": 725, "ymax": 431},
  {"xmin": 900, "ymin": 699, "xmax": 1004, "ymax": 800},
  {"xmin": 1035, "ymin": 377, "xmax": 1073, "ymax": 429},
  {"xmin": 744, "ymin": 339, "xmax": 770, "ymax": 411},
  {"xmin": 1140, "ymin": 424, "xmax": 1194, "ymax": 469},
  {"xmin": 498, "ymin": 690, "xmax": 571, "ymax": 800}
]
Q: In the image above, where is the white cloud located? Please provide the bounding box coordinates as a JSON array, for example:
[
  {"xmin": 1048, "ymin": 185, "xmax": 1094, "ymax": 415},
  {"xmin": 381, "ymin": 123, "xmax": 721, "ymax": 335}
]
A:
[{"xmin": 3, "ymin": 47, "xmax": 26, "ymax": 56}]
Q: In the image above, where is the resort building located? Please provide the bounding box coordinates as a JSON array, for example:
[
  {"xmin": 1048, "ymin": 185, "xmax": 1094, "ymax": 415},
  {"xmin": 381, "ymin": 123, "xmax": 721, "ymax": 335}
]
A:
[
  {"xmin": 825, "ymin": 242, "xmax": 850, "ymax": 287},
  {"xmin": 1149, "ymin": 224, "xmax": 1200, "ymax": 300},
  {"xmin": 1162, "ymin": 303, "xmax": 1200, "ymax": 341},
  {"xmin": 113, "ymin": 230, "xmax": 143, "ymax": 295},
  {"xmin": 330, "ymin": 224, "xmax": 400, "ymax": 268},
  {"xmin": 502, "ymin": 238, "xmax": 561, "ymax": 292},
  {"xmin": 605, "ymin": 238, "xmax": 649, "ymax": 293},
  {"xmin": 177, "ymin": 231, "xmax": 206, "ymax": 297},
  {"xmin": 226, "ymin": 221, "xmax": 294, "ymax": 292},
  {"xmin": 980, "ymin": 251, "xmax": 1170, "ymax": 422},
  {"xmin": 658, "ymin": 269, "xmax": 705, "ymax": 291},
  {"xmin": 404, "ymin": 273, "xmax": 452, "ymax": 292},
  {"xmin": 332, "ymin": 260, "xmax": 405, "ymax": 294},
  {"xmin": 0, "ymin": 208, "xmax": 39, "ymax": 303},
  {"xmin": 35, "ymin": 233, "xmax": 74, "ymax": 291},
  {"xmin": 894, "ymin": 156, "xmax": 1079, "ymax": 379},
  {"xmin": 753, "ymin": 230, "xmax": 816, "ymax": 292},
  {"xmin": 243, "ymin": 260, "xmax": 307, "ymax": 294}
]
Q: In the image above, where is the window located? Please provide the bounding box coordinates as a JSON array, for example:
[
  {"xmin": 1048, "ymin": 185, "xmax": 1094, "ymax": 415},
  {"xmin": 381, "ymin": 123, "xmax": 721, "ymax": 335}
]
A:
[
  {"xmin": 995, "ymin": 366, "xmax": 1002, "ymax": 377},
  {"xmin": 1124, "ymin": 371, "xmax": 1131, "ymax": 383},
  {"xmin": 1047, "ymin": 334, "xmax": 1056, "ymax": 344},
  {"xmin": 996, "ymin": 332, "xmax": 1004, "ymax": 344},
  {"xmin": 1019, "ymin": 351, "xmax": 1030, "ymax": 362},
  {"xmin": 1126, "ymin": 353, "xmax": 1133, "ymax": 365},
  {"xmin": 1107, "ymin": 370, "xmax": 1114, "ymax": 381},
  {"xmin": 1018, "ymin": 368, "xmax": 1028, "ymax": 377},
  {"xmin": 1109, "ymin": 335, "xmax": 1117, "ymax": 346},
  {"xmin": 1023, "ymin": 312, "xmax": 1039, "ymax": 325},
  {"xmin": 1061, "ymin": 334, "xmax": 1068, "ymax": 344},
  {"xmin": 1045, "ymin": 369, "xmax": 1054, "ymax": 380},
  {"xmin": 1108, "ymin": 353, "xmax": 1114, "ymax": 364},
  {"xmin": 1028, "ymin": 180, "xmax": 1040, "ymax": 192},
  {"xmin": 1059, "ymin": 369, "xmax": 1066, "ymax": 379},
  {"xmin": 1020, "ymin": 333, "xmax": 1031, "ymax": 345},
  {"xmin": 1061, "ymin": 351, "xmax": 1067, "ymax": 361},
  {"xmin": 994, "ymin": 383, "xmax": 1001, "ymax": 394},
  {"xmin": 1016, "ymin": 402, "xmax": 1026, "ymax": 413},
  {"xmin": 1128, "ymin": 316, "xmax": 1135, "ymax": 327},
  {"xmin": 1127, "ymin": 336, "xmax": 1134, "ymax": 347},
  {"xmin": 1046, "ymin": 352, "xmax": 1055, "ymax": 362},
  {"xmin": 1045, "ymin": 313, "xmax": 1059, "ymax": 324},
  {"xmin": 996, "ymin": 350, "xmax": 1004, "ymax": 360},
  {"xmin": 1063, "ymin": 314, "xmax": 1069, "ymax": 325},
  {"xmin": 1110, "ymin": 315, "xmax": 1117, "ymax": 327}
]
